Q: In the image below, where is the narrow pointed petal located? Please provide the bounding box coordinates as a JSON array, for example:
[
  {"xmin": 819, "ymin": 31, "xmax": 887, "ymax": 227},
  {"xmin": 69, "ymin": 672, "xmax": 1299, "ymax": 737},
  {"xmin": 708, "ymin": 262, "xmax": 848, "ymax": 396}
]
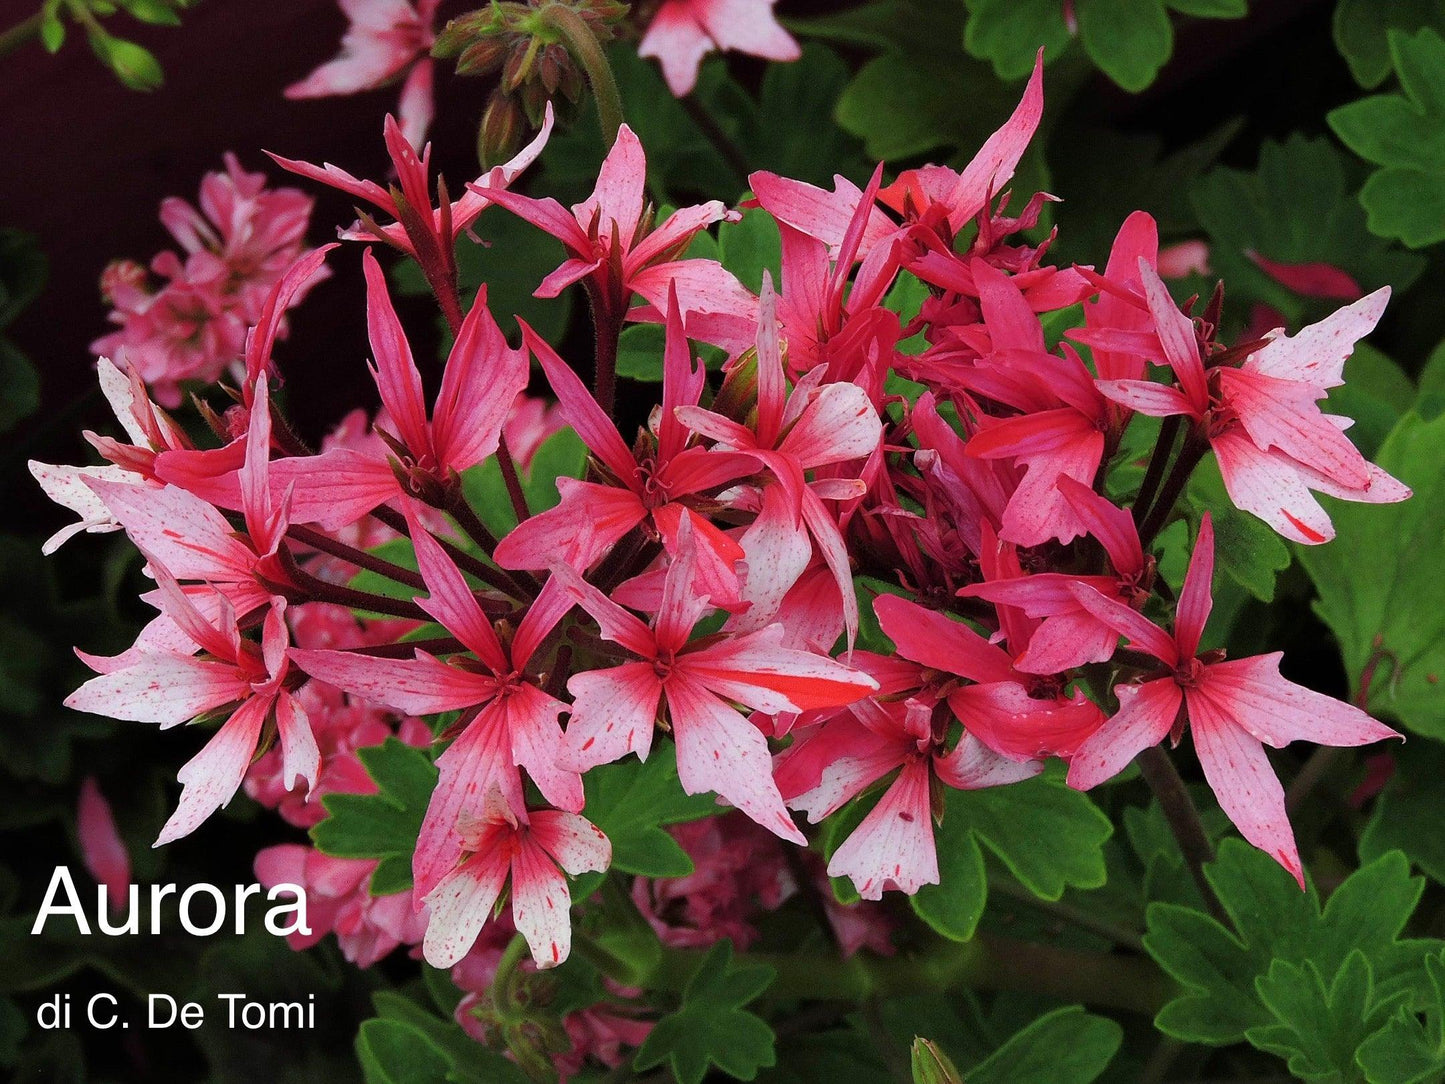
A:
[
  {"xmin": 155, "ymin": 696, "xmax": 269, "ymax": 845},
  {"xmin": 563, "ymin": 663, "xmax": 662, "ymax": 770},
  {"xmin": 681, "ymin": 625, "xmax": 877, "ymax": 713},
  {"xmin": 66, "ymin": 655, "xmax": 250, "ymax": 727},
  {"xmin": 827, "ymin": 758, "xmax": 938, "ymax": 899},
  {"xmin": 362, "ymin": 249, "xmax": 430, "ymax": 457},
  {"xmin": 1056, "ymin": 476, "xmax": 1145, "ymax": 574},
  {"xmin": 1094, "ymin": 379, "xmax": 1199, "ymax": 419},
  {"xmin": 666, "ymin": 674, "xmax": 806, "ymax": 844},
  {"xmin": 1192, "ymin": 654, "xmax": 1400, "ymax": 749},
  {"xmin": 432, "ymin": 285, "xmax": 528, "ymax": 472},
  {"xmin": 414, "ymin": 713, "xmax": 521, "ymax": 900},
  {"xmin": 1189, "ymin": 707, "xmax": 1303, "ymax": 888},
  {"xmin": 874, "ymin": 594, "xmax": 1015, "ymax": 683},
  {"xmin": 1066, "ymin": 679, "xmax": 1181, "ymax": 791},
  {"xmin": 547, "ymin": 561, "xmax": 656, "ymax": 659},
  {"xmin": 504, "ymin": 683, "xmax": 582, "ymax": 812},
  {"xmin": 530, "ymin": 810, "xmax": 612, "ymax": 876},
  {"xmin": 1248, "ymin": 287, "xmax": 1389, "ymax": 388},
  {"xmin": 1175, "ymin": 513, "xmax": 1215, "ymax": 659},
  {"xmin": 1067, "ymin": 583, "xmax": 1178, "ymax": 666},
  {"xmin": 509, "ymin": 841, "xmax": 573, "ymax": 969},
  {"xmin": 494, "ymin": 479, "xmax": 646, "ymax": 573},
  {"xmin": 406, "ymin": 509, "xmax": 509, "ymax": 673},
  {"xmin": 934, "ymin": 732, "xmax": 1043, "ymax": 789},
  {"xmin": 289, "ymin": 648, "xmax": 498, "ymax": 715},
  {"xmin": 421, "ymin": 849, "xmax": 510, "ymax": 967},
  {"xmin": 521, "ymin": 322, "xmax": 637, "ymax": 484},
  {"xmin": 275, "ymin": 690, "xmax": 320, "ymax": 796}
]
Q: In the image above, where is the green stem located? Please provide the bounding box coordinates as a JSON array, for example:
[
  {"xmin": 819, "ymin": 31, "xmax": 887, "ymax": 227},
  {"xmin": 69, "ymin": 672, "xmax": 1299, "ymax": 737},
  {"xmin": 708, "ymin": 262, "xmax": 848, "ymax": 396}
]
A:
[
  {"xmin": 1137, "ymin": 746, "xmax": 1229, "ymax": 927},
  {"xmin": 0, "ymin": 13, "xmax": 41, "ymax": 60},
  {"xmin": 538, "ymin": 3, "xmax": 623, "ymax": 148}
]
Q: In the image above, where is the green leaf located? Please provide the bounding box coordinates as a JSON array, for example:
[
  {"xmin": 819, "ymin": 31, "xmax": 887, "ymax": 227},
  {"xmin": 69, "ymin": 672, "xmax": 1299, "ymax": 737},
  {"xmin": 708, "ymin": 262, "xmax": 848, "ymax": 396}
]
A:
[
  {"xmin": 1077, "ymin": 0, "xmax": 1173, "ymax": 94},
  {"xmin": 1355, "ymin": 948, "xmax": 1445, "ymax": 1084},
  {"xmin": 521, "ymin": 426, "xmax": 587, "ymax": 515},
  {"xmin": 616, "ymin": 323, "xmax": 668, "ymax": 383},
  {"xmin": 1333, "ymin": 0, "xmax": 1445, "ymax": 88},
  {"xmin": 356, "ymin": 1019, "xmax": 456, "ymax": 1084},
  {"xmin": 965, "ymin": 1006, "xmax": 1123, "ymax": 1084},
  {"xmin": 1145, "ymin": 841, "xmax": 1440, "ymax": 1045},
  {"xmin": 0, "ymin": 229, "xmax": 47, "ymax": 329},
  {"xmin": 633, "ymin": 941, "xmax": 777, "ymax": 1084},
  {"xmin": 1247, "ymin": 952, "xmax": 1405, "ymax": 1082},
  {"xmin": 394, "ymin": 213, "xmax": 570, "ymax": 346},
  {"xmin": 1295, "ymin": 411, "xmax": 1445, "ymax": 736},
  {"xmin": 963, "ymin": 0, "xmax": 1072, "ymax": 81},
  {"xmin": 1360, "ymin": 742, "xmax": 1445, "ymax": 885},
  {"xmin": 909, "ymin": 771, "xmax": 1113, "ymax": 941},
  {"xmin": 581, "ymin": 744, "xmax": 719, "ymax": 878},
  {"xmin": 311, "ymin": 738, "xmax": 437, "ymax": 895},
  {"xmin": 369, "ymin": 991, "xmax": 530, "ymax": 1084},
  {"xmin": 1186, "ymin": 458, "xmax": 1291, "ymax": 603},
  {"xmin": 718, "ymin": 207, "xmax": 783, "ymax": 296},
  {"xmin": 0, "ymin": 341, "xmax": 39, "ymax": 435},
  {"xmin": 1329, "ymin": 28, "xmax": 1445, "ymax": 247},
  {"xmin": 91, "ymin": 34, "xmax": 164, "ymax": 91},
  {"xmin": 1190, "ymin": 135, "xmax": 1425, "ymax": 326}
]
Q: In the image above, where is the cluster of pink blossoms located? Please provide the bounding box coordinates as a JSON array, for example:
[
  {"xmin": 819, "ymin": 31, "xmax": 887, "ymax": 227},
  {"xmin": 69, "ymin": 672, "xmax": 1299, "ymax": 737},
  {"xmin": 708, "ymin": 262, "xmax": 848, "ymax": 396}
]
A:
[
  {"xmin": 93, "ymin": 156, "xmax": 321, "ymax": 408},
  {"xmin": 43, "ymin": 57, "xmax": 1406, "ymax": 1034}
]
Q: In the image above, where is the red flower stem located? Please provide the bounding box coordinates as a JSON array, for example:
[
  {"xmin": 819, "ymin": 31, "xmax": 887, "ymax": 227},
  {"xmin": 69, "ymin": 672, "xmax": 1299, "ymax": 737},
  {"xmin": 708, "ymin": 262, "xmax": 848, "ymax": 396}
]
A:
[
  {"xmin": 370, "ymin": 502, "xmax": 532, "ymax": 599},
  {"xmin": 1132, "ymin": 414, "xmax": 1182, "ymax": 527},
  {"xmin": 494, "ymin": 434, "xmax": 532, "ymax": 525},
  {"xmin": 340, "ymin": 636, "xmax": 466, "ymax": 658},
  {"xmin": 583, "ymin": 279, "xmax": 623, "ymax": 418},
  {"xmin": 273, "ymin": 547, "xmax": 432, "ymax": 622},
  {"xmin": 1136, "ymin": 746, "xmax": 1230, "ymax": 927},
  {"xmin": 1137, "ymin": 432, "xmax": 1209, "ymax": 547},
  {"xmin": 285, "ymin": 525, "xmax": 426, "ymax": 589}
]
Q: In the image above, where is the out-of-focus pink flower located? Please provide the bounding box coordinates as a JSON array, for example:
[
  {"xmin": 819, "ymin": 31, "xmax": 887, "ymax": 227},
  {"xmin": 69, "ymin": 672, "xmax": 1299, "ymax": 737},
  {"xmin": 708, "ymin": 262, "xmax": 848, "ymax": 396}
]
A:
[
  {"xmin": 92, "ymin": 156, "xmax": 320, "ymax": 406},
  {"xmin": 639, "ymin": 0, "xmax": 801, "ymax": 97},
  {"xmin": 287, "ymin": 0, "xmax": 440, "ymax": 146},
  {"xmin": 632, "ymin": 814, "xmax": 794, "ymax": 949},
  {"xmin": 77, "ymin": 777, "xmax": 131, "ymax": 914},
  {"xmin": 503, "ymin": 393, "xmax": 567, "ymax": 469},
  {"xmin": 1157, "ymin": 240, "xmax": 1210, "ymax": 279},
  {"xmin": 255, "ymin": 844, "xmax": 428, "ymax": 967},
  {"xmin": 1246, "ymin": 250, "xmax": 1363, "ymax": 301}
]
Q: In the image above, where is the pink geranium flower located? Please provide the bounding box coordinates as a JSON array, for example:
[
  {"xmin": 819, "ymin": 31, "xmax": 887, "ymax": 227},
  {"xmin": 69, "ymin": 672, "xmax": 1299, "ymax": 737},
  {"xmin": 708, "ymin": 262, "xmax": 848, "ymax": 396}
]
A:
[
  {"xmin": 291, "ymin": 508, "xmax": 581, "ymax": 902},
  {"xmin": 481, "ymin": 124, "xmax": 756, "ymax": 352},
  {"xmin": 255, "ymin": 844, "xmax": 428, "ymax": 967},
  {"xmin": 1095, "ymin": 262, "xmax": 1410, "ymax": 543},
  {"xmin": 553, "ymin": 520, "xmax": 877, "ymax": 843},
  {"xmin": 92, "ymin": 156, "xmax": 318, "ymax": 406},
  {"xmin": 421, "ymin": 793, "xmax": 611, "ymax": 969},
  {"xmin": 287, "ymin": 0, "xmax": 440, "ymax": 146},
  {"xmin": 1066, "ymin": 513, "xmax": 1400, "ymax": 885},
  {"xmin": 639, "ymin": 0, "xmax": 801, "ymax": 97}
]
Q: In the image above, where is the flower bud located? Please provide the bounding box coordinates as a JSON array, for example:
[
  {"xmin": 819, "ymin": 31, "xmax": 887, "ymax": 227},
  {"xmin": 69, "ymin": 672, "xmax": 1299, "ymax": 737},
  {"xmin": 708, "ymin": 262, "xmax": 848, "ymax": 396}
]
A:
[
  {"xmin": 910, "ymin": 1038, "xmax": 963, "ymax": 1084},
  {"xmin": 478, "ymin": 93, "xmax": 526, "ymax": 169}
]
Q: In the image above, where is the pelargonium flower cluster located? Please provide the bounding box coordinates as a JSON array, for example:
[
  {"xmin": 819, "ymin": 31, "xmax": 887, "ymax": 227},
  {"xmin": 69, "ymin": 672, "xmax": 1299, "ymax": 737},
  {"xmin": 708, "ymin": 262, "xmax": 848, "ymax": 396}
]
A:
[
  {"xmin": 92, "ymin": 155, "xmax": 322, "ymax": 408},
  {"xmin": 40, "ymin": 55, "xmax": 1405, "ymax": 1014}
]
